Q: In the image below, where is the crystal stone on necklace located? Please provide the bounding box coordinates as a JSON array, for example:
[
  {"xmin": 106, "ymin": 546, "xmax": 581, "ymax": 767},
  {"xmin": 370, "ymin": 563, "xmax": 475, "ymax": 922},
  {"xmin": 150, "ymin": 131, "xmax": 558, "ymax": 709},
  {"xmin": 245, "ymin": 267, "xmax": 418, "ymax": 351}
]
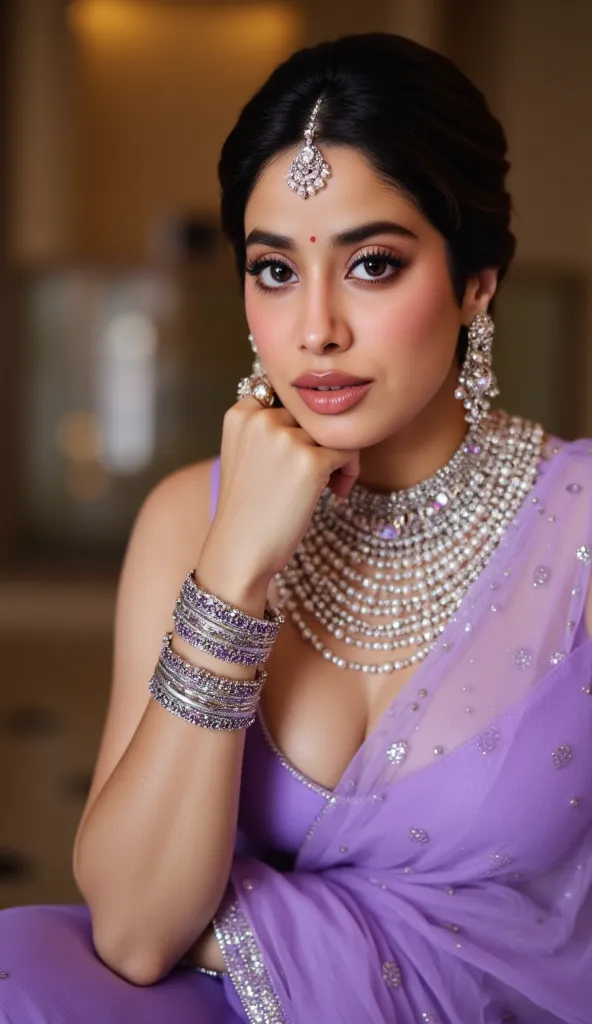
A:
[{"xmin": 275, "ymin": 411, "xmax": 544, "ymax": 674}]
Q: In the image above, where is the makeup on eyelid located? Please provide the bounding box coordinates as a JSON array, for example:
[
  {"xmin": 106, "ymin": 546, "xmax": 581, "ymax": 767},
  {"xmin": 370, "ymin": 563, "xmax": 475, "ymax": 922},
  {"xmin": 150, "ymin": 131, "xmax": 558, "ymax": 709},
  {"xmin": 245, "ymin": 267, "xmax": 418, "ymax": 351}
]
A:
[{"xmin": 244, "ymin": 247, "xmax": 407, "ymax": 292}]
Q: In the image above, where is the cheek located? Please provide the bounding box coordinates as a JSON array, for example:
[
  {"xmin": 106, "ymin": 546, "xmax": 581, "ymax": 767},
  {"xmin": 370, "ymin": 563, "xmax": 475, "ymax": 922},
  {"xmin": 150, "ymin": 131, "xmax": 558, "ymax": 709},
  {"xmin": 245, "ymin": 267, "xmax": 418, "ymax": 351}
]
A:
[
  {"xmin": 244, "ymin": 288, "xmax": 289, "ymax": 364},
  {"xmin": 365, "ymin": 262, "xmax": 460, "ymax": 363}
]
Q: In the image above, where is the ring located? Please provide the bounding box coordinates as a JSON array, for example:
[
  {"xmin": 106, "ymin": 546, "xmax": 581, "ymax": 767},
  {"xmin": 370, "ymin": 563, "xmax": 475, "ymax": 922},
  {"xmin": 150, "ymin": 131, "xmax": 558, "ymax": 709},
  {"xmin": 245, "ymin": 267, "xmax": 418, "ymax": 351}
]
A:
[{"xmin": 237, "ymin": 375, "xmax": 275, "ymax": 408}]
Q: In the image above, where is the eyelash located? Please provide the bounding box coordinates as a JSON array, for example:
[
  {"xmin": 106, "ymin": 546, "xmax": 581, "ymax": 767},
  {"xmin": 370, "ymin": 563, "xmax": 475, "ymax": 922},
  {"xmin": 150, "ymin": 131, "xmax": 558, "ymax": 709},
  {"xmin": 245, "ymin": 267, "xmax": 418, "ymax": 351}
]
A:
[{"xmin": 244, "ymin": 246, "xmax": 407, "ymax": 293}]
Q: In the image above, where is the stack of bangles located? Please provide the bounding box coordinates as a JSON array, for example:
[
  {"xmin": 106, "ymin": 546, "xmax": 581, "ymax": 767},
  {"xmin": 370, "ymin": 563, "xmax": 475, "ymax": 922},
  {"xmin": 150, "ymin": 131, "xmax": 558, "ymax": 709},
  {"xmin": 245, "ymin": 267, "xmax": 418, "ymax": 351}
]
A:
[{"xmin": 149, "ymin": 570, "xmax": 283, "ymax": 731}]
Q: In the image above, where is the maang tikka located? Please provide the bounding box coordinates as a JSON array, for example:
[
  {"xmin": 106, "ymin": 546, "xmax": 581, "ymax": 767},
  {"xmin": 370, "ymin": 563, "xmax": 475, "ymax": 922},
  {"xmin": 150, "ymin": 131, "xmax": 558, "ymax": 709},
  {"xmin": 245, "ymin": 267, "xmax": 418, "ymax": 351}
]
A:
[
  {"xmin": 455, "ymin": 311, "xmax": 499, "ymax": 432},
  {"xmin": 286, "ymin": 97, "xmax": 331, "ymax": 199}
]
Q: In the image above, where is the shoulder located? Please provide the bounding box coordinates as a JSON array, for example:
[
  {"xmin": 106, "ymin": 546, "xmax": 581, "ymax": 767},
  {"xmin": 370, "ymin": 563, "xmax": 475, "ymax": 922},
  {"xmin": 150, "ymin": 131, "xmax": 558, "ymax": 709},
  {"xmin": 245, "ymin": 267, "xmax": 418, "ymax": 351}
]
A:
[
  {"xmin": 136, "ymin": 457, "xmax": 218, "ymax": 543},
  {"xmin": 116, "ymin": 456, "xmax": 219, "ymax": 629}
]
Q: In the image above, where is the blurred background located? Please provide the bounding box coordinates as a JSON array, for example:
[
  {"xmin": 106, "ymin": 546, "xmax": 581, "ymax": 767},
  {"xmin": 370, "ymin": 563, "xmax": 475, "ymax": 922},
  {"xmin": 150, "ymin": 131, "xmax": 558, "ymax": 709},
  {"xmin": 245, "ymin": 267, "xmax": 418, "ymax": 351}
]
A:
[{"xmin": 0, "ymin": 0, "xmax": 591, "ymax": 909}]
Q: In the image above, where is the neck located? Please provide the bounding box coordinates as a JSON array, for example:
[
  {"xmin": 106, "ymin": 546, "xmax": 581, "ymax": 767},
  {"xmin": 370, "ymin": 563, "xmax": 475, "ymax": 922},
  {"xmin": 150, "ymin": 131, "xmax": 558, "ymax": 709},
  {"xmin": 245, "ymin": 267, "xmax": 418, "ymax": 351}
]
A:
[{"xmin": 358, "ymin": 364, "xmax": 469, "ymax": 494}]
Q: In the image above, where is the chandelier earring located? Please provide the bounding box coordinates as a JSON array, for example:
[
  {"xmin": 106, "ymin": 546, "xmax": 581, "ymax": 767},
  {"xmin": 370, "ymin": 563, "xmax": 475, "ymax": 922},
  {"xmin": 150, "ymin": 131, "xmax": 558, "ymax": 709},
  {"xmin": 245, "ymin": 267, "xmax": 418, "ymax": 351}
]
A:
[
  {"xmin": 237, "ymin": 333, "xmax": 275, "ymax": 408},
  {"xmin": 455, "ymin": 311, "xmax": 499, "ymax": 432}
]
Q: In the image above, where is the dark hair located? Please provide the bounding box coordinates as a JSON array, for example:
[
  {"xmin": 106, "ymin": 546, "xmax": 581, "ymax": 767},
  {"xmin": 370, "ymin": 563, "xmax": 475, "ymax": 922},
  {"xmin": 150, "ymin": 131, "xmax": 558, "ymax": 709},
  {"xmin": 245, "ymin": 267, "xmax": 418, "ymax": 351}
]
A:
[{"xmin": 219, "ymin": 33, "xmax": 516, "ymax": 357}]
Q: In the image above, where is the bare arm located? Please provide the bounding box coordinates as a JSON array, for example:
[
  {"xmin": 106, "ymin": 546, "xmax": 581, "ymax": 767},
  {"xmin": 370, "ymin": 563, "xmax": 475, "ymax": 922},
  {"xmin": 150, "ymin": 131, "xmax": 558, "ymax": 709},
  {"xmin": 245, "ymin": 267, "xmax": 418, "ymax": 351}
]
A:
[
  {"xmin": 73, "ymin": 397, "xmax": 359, "ymax": 987},
  {"xmin": 73, "ymin": 460, "xmax": 267, "ymax": 986}
]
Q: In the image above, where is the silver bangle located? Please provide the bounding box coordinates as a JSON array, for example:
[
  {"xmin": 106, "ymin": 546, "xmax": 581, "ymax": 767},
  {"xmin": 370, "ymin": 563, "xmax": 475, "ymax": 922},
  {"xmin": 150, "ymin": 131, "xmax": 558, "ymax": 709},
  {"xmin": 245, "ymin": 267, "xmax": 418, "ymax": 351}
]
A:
[
  {"xmin": 172, "ymin": 571, "xmax": 283, "ymax": 665},
  {"xmin": 191, "ymin": 965, "xmax": 225, "ymax": 979},
  {"xmin": 173, "ymin": 616, "xmax": 272, "ymax": 666},
  {"xmin": 149, "ymin": 676, "xmax": 258, "ymax": 731},
  {"xmin": 149, "ymin": 634, "xmax": 264, "ymax": 731},
  {"xmin": 160, "ymin": 633, "xmax": 265, "ymax": 698},
  {"xmin": 180, "ymin": 571, "xmax": 283, "ymax": 640}
]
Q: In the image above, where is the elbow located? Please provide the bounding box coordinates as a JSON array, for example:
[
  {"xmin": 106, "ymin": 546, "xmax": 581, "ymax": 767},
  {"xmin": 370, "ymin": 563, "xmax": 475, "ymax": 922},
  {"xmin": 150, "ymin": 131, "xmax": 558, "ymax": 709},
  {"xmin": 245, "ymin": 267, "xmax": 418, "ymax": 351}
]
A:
[{"xmin": 92, "ymin": 924, "xmax": 171, "ymax": 987}]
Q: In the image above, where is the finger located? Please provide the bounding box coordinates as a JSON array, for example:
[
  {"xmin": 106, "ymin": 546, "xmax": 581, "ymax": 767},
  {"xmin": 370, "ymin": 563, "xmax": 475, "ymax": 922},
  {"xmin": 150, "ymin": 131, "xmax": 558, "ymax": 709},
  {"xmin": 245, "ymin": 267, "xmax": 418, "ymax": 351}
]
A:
[
  {"xmin": 322, "ymin": 450, "xmax": 361, "ymax": 499},
  {"xmin": 329, "ymin": 468, "xmax": 359, "ymax": 499}
]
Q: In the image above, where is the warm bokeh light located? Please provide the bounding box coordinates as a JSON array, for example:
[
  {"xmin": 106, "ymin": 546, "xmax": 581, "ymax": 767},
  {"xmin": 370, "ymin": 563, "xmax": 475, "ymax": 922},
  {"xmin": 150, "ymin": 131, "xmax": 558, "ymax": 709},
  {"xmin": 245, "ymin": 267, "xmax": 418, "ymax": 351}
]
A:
[
  {"xmin": 56, "ymin": 410, "xmax": 103, "ymax": 464},
  {"xmin": 66, "ymin": 0, "xmax": 304, "ymax": 258},
  {"xmin": 64, "ymin": 460, "xmax": 112, "ymax": 502},
  {"xmin": 68, "ymin": 0, "xmax": 301, "ymax": 52}
]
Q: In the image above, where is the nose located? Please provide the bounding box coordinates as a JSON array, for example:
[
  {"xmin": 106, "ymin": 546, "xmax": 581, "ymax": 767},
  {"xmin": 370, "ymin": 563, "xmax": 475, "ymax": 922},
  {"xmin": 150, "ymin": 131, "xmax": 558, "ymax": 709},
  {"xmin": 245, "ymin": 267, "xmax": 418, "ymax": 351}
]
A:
[{"xmin": 299, "ymin": 278, "xmax": 352, "ymax": 356}]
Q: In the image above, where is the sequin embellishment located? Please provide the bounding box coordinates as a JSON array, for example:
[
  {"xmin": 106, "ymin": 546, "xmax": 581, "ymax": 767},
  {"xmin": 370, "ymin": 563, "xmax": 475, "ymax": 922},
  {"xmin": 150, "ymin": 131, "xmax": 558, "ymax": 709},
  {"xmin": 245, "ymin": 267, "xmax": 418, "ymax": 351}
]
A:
[
  {"xmin": 409, "ymin": 827, "xmax": 430, "ymax": 844},
  {"xmin": 387, "ymin": 740, "xmax": 409, "ymax": 765},
  {"xmin": 552, "ymin": 745, "xmax": 573, "ymax": 769},
  {"xmin": 491, "ymin": 850, "xmax": 513, "ymax": 868},
  {"xmin": 381, "ymin": 960, "xmax": 402, "ymax": 988},
  {"xmin": 214, "ymin": 891, "xmax": 288, "ymax": 1023},
  {"xmin": 566, "ymin": 483, "xmax": 582, "ymax": 493},
  {"xmin": 576, "ymin": 546, "xmax": 592, "ymax": 565},
  {"xmin": 533, "ymin": 565, "xmax": 551, "ymax": 587},
  {"xmin": 0, "ymin": 972, "xmax": 9, "ymax": 979},
  {"xmin": 515, "ymin": 648, "xmax": 534, "ymax": 670},
  {"xmin": 477, "ymin": 726, "xmax": 501, "ymax": 755},
  {"xmin": 550, "ymin": 651, "xmax": 566, "ymax": 665}
]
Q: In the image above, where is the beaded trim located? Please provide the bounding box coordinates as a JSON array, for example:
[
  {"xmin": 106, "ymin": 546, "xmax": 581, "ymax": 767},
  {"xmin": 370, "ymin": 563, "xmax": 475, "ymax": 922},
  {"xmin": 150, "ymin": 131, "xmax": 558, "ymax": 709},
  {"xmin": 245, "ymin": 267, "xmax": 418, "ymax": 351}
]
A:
[
  {"xmin": 298, "ymin": 794, "xmax": 340, "ymax": 853},
  {"xmin": 213, "ymin": 888, "xmax": 288, "ymax": 1024}
]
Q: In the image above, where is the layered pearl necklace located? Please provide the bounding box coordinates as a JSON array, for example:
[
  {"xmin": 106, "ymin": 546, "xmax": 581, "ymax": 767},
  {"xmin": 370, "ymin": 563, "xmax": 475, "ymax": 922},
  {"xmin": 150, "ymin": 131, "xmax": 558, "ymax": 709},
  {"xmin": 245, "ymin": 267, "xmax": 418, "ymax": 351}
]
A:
[{"xmin": 275, "ymin": 411, "xmax": 544, "ymax": 674}]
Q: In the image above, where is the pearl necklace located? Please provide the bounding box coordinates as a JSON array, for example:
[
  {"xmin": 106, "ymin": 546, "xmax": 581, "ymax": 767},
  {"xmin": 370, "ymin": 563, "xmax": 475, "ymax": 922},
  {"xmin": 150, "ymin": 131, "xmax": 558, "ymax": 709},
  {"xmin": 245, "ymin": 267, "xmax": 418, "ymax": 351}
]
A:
[{"xmin": 275, "ymin": 411, "xmax": 544, "ymax": 674}]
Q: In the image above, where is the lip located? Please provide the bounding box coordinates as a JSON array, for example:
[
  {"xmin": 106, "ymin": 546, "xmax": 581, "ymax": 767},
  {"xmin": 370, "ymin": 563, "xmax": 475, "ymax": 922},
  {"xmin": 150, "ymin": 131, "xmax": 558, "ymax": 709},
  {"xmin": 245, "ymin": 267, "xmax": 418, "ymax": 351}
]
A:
[
  {"xmin": 292, "ymin": 371, "xmax": 372, "ymax": 387},
  {"xmin": 294, "ymin": 381, "xmax": 373, "ymax": 415}
]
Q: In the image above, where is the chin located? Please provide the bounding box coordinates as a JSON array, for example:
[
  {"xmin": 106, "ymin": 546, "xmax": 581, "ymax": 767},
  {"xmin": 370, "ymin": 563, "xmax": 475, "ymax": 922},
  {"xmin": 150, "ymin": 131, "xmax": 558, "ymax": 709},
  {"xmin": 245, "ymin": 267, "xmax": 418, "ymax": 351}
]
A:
[{"xmin": 290, "ymin": 407, "xmax": 403, "ymax": 452}]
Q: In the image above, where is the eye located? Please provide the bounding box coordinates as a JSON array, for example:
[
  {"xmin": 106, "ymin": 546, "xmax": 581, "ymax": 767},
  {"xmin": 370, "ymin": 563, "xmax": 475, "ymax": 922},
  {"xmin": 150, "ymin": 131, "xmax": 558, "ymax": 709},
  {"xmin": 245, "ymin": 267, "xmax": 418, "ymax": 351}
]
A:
[
  {"xmin": 347, "ymin": 249, "xmax": 406, "ymax": 284},
  {"xmin": 245, "ymin": 257, "xmax": 298, "ymax": 291}
]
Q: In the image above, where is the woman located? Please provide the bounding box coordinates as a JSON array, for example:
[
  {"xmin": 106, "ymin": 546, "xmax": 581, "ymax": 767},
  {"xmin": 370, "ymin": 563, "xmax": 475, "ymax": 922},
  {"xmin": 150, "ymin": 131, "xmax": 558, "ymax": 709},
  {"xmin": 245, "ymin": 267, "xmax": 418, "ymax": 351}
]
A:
[{"xmin": 1, "ymin": 32, "xmax": 591, "ymax": 1024}]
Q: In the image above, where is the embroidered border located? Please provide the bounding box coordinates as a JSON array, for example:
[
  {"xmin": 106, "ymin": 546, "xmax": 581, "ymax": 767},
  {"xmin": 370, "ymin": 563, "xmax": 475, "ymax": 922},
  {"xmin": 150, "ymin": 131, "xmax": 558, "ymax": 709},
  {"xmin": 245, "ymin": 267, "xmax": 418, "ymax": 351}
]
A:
[{"xmin": 213, "ymin": 886, "xmax": 288, "ymax": 1024}]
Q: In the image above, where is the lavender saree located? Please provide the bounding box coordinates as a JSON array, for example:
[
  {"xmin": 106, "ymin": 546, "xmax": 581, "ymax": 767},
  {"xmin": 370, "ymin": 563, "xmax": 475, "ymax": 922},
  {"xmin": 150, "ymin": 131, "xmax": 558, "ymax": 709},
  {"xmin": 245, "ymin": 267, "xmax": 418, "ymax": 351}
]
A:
[
  {"xmin": 212, "ymin": 437, "xmax": 592, "ymax": 1024},
  {"xmin": 1, "ymin": 437, "xmax": 591, "ymax": 1023}
]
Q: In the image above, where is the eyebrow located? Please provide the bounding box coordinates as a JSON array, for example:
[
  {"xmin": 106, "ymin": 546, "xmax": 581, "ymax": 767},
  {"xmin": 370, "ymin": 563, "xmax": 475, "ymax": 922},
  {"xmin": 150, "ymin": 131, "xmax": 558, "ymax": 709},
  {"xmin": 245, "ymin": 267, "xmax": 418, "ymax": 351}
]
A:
[{"xmin": 244, "ymin": 220, "xmax": 418, "ymax": 250}]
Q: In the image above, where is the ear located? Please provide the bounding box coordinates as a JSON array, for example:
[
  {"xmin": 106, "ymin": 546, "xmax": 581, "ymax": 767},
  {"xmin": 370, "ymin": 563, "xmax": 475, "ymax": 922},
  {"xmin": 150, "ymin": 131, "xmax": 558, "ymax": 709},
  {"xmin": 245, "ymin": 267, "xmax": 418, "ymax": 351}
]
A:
[{"xmin": 461, "ymin": 268, "xmax": 499, "ymax": 325}]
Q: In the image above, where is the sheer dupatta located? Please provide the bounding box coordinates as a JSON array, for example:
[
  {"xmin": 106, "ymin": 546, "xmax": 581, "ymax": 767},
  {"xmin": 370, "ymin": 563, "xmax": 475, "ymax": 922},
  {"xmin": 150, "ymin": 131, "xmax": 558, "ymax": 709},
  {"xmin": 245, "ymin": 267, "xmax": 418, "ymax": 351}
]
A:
[{"xmin": 214, "ymin": 440, "xmax": 592, "ymax": 1024}]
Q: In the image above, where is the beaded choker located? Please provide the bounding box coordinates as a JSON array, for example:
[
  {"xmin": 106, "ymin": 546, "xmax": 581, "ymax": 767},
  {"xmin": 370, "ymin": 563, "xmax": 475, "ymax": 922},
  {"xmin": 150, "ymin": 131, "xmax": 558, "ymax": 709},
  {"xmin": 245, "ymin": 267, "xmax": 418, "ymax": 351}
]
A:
[{"xmin": 275, "ymin": 411, "xmax": 544, "ymax": 674}]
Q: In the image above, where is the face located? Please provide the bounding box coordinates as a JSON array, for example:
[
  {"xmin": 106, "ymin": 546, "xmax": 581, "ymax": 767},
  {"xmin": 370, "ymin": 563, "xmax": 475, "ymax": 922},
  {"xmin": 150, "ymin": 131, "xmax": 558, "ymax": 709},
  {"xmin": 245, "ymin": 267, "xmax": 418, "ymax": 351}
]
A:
[{"xmin": 244, "ymin": 145, "xmax": 496, "ymax": 453}]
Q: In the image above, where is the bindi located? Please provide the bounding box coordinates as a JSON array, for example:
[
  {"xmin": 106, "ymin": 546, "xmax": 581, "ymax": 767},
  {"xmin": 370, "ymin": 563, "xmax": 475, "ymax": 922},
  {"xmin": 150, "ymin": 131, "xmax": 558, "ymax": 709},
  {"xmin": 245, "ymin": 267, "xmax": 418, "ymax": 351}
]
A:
[{"xmin": 310, "ymin": 236, "xmax": 316, "ymax": 243}]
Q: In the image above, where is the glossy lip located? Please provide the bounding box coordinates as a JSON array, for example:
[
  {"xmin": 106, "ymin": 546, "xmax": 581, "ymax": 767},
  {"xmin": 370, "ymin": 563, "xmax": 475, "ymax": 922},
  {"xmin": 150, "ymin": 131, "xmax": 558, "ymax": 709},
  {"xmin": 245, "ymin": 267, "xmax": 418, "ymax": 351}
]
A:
[
  {"xmin": 295, "ymin": 381, "xmax": 372, "ymax": 415},
  {"xmin": 292, "ymin": 371, "xmax": 372, "ymax": 388}
]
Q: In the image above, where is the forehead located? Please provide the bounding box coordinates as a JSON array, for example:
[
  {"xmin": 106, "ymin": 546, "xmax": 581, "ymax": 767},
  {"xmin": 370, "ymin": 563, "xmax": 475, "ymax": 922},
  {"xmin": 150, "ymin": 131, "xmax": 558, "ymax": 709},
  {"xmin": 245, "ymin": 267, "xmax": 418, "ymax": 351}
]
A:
[{"xmin": 245, "ymin": 144, "xmax": 425, "ymax": 238}]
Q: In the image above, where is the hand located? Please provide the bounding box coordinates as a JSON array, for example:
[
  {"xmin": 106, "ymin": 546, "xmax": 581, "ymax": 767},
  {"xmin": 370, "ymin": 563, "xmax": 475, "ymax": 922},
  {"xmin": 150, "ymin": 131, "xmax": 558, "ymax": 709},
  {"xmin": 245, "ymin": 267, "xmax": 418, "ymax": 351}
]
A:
[
  {"xmin": 184, "ymin": 924, "xmax": 225, "ymax": 972},
  {"xmin": 198, "ymin": 397, "xmax": 359, "ymax": 597}
]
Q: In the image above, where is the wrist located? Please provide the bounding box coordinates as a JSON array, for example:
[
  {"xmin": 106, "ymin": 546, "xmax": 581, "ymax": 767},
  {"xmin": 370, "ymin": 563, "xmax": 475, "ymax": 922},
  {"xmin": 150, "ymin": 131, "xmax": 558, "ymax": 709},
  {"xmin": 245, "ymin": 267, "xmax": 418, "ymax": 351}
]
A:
[{"xmin": 196, "ymin": 542, "xmax": 272, "ymax": 618}]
